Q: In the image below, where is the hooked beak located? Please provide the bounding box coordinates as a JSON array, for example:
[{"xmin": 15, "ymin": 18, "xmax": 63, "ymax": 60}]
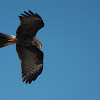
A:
[{"xmin": 38, "ymin": 43, "xmax": 42, "ymax": 49}]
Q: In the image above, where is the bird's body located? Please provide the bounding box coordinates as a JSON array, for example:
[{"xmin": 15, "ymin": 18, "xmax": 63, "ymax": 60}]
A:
[{"xmin": 0, "ymin": 10, "xmax": 44, "ymax": 84}]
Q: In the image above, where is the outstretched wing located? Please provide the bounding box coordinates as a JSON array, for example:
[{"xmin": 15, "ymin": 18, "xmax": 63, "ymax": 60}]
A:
[
  {"xmin": 16, "ymin": 45, "xmax": 43, "ymax": 84},
  {"xmin": 16, "ymin": 10, "xmax": 44, "ymax": 39}
]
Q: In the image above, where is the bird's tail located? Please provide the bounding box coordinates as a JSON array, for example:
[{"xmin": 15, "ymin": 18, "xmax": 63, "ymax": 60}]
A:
[{"xmin": 0, "ymin": 33, "xmax": 16, "ymax": 48}]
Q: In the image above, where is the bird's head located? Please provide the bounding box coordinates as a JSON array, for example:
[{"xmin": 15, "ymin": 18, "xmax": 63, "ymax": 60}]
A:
[{"xmin": 32, "ymin": 37, "xmax": 42, "ymax": 49}]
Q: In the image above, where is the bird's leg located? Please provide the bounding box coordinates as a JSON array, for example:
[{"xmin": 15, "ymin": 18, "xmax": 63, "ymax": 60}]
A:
[{"xmin": 8, "ymin": 39, "xmax": 16, "ymax": 43}]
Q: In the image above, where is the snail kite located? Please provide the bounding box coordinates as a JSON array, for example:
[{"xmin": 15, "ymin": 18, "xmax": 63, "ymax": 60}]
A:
[{"xmin": 0, "ymin": 10, "xmax": 44, "ymax": 84}]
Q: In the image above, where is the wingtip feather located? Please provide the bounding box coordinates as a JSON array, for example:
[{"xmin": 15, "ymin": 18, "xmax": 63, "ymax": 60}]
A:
[
  {"xmin": 28, "ymin": 10, "xmax": 34, "ymax": 15},
  {"xmin": 24, "ymin": 11, "xmax": 31, "ymax": 16}
]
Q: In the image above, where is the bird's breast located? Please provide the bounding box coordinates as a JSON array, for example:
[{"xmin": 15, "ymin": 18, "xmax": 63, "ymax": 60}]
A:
[{"xmin": 16, "ymin": 37, "xmax": 33, "ymax": 46}]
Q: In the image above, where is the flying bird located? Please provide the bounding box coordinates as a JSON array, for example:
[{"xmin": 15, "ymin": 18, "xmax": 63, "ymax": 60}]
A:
[{"xmin": 0, "ymin": 10, "xmax": 44, "ymax": 84}]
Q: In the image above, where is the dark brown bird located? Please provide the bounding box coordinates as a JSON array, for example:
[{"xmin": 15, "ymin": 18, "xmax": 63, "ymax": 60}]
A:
[{"xmin": 0, "ymin": 10, "xmax": 44, "ymax": 84}]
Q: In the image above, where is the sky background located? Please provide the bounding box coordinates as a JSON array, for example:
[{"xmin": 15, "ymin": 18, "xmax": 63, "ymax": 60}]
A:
[{"xmin": 0, "ymin": 0, "xmax": 100, "ymax": 100}]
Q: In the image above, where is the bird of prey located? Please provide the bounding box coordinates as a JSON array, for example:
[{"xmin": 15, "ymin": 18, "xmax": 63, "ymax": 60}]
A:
[{"xmin": 0, "ymin": 10, "xmax": 44, "ymax": 84}]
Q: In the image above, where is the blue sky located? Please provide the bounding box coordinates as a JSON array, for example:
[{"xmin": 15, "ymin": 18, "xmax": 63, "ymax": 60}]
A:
[{"xmin": 0, "ymin": 0, "xmax": 100, "ymax": 100}]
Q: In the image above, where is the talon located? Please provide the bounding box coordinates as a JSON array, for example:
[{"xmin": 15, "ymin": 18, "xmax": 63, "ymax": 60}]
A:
[
  {"xmin": 8, "ymin": 39, "xmax": 15, "ymax": 43},
  {"xmin": 8, "ymin": 39, "xmax": 14, "ymax": 42}
]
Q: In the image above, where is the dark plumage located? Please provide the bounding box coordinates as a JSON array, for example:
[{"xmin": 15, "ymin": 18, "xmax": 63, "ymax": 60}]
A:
[
  {"xmin": 16, "ymin": 45, "xmax": 43, "ymax": 84},
  {"xmin": 0, "ymin": 10, "xmax": 44, "ymax": 84},
  {"xmin": 17, "ymin": 10, "xmax": 44, "ymax": 39}
]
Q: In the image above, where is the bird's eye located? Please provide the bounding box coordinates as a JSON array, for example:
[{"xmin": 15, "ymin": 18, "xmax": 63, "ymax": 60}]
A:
[{"xmin": 36, "ymin": 42, "xmax": 38, "ymax": 44}]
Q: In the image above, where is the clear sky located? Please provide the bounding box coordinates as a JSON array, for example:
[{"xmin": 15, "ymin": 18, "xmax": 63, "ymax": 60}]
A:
[{"xmin": 0, "ymin": 0, "xmax": 100, "ymax": 100}]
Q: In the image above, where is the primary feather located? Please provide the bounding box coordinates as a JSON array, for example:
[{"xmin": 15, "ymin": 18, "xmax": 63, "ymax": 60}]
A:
[{"xmin": 0, "ymin": 10, "xmax": 44, "ymax": 84}]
